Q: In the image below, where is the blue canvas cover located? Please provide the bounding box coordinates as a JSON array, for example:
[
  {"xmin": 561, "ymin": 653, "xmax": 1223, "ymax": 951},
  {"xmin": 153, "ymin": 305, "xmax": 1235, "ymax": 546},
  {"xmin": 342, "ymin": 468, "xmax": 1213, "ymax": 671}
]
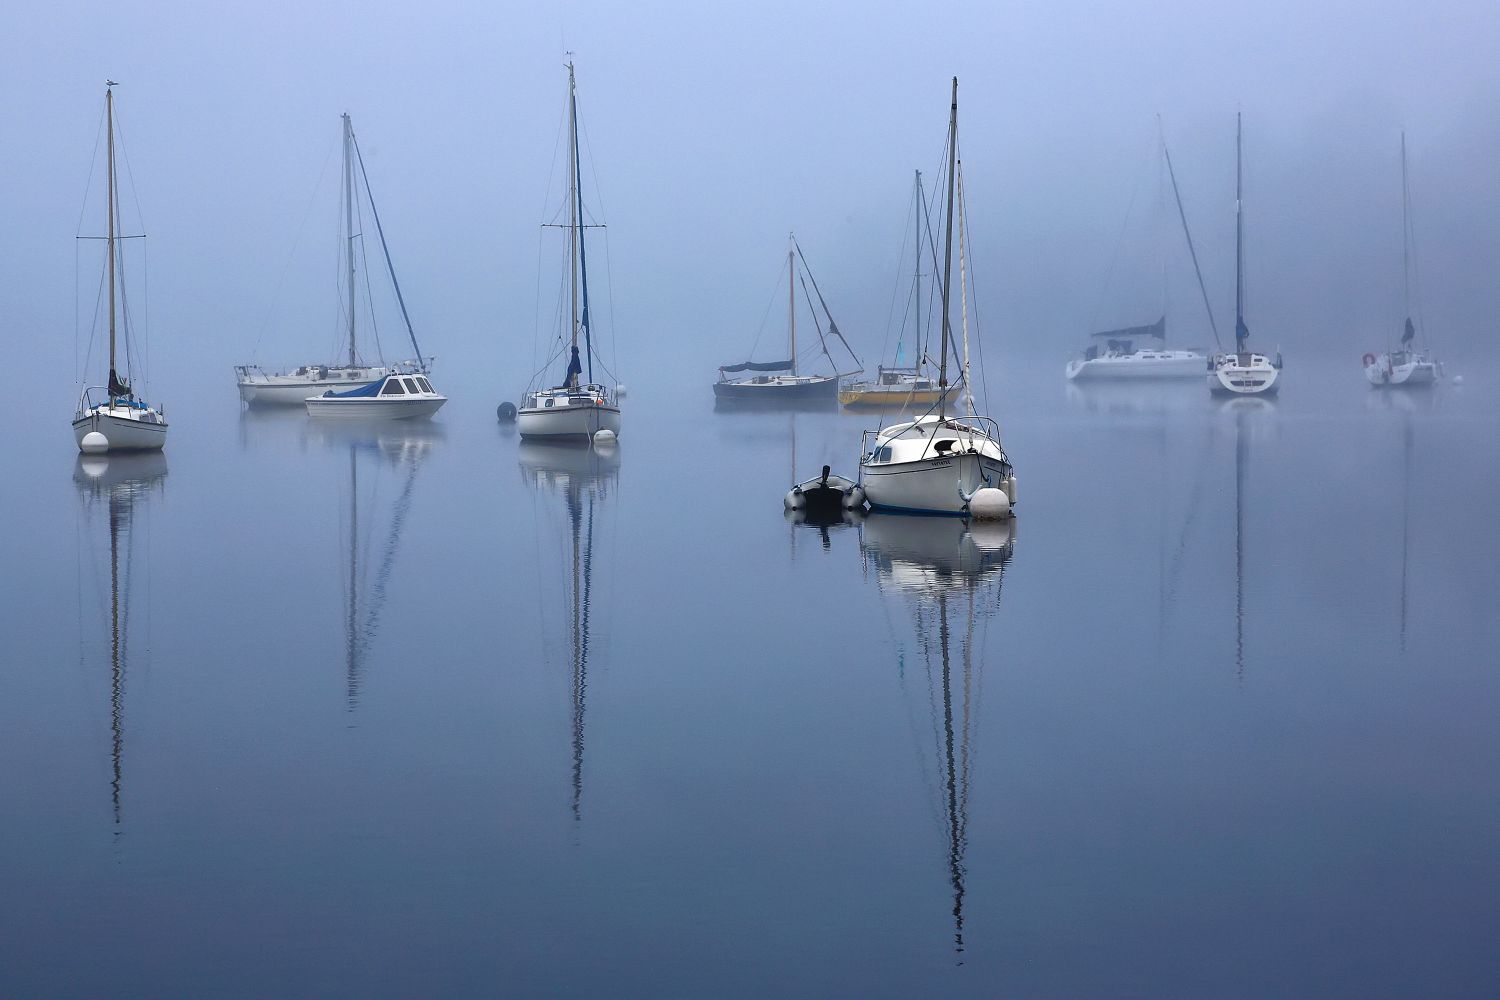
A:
[{"xmin": 324, "ymin": 377, "xmax": 387, "ymax": 398}]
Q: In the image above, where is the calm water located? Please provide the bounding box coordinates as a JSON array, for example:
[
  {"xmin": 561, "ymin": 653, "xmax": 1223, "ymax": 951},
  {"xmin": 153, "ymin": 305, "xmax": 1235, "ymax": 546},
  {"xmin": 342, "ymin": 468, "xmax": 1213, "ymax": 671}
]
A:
[{"xmin": 4, "ymin": 361, "xmax": 1499, "ymax": 997}]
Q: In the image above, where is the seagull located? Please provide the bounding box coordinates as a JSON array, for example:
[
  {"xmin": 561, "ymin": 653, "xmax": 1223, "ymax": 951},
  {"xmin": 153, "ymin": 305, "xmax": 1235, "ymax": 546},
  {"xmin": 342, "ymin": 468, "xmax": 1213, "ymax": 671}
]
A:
[{"xmin": 106, "ymin": 79, "xmax": 118, "ymax": 87}]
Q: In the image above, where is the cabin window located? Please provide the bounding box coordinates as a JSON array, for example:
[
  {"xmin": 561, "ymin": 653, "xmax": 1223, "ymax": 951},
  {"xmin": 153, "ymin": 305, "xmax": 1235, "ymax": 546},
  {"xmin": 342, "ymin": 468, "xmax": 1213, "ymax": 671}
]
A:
[
  {"xmin": 381, "ymin": 379, "xmax": 406, "ymax": 395},
  {"xmin": 874, "ymin": 446, "xmax": 893, "ymax": 463},
  {"xmin": 545, "ymin": 398, "xmax": 554, "ymax": 408},
  {"xmin": 417, "ymin": 378, "xmax": 434, "ymax": 393},
  {"xmin": 400, "ymin": 378, "xmax": 419, "ymax": 393}
]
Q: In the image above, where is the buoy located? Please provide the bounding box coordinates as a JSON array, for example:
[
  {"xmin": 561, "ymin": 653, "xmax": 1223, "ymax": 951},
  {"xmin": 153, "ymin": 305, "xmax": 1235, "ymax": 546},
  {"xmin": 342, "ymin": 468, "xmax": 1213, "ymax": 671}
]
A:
[
  {"xmin": 614, "ymin": 384, "xmax": 627, "ymax": 399},
  {"xmin": 80, "ymin": 431, "xmax": 109, "ymax": 454},
  {"xmin": 593, "ymin": 428, "xmax": 617, "ymax": 445},
  {"xmin": 968, "ymin": 487, "xmax": 1011, "ymax": 520},
  {"xmin": 496, "ymin": 401, "xmax": 517, "ymax": 422},
  {"xmin": 843, "ymin": 485, "xmax": 867, "ymax": 510},
  {"xmin": 784, "ymin": 488, "xmax": 806, "ymax": 511}
]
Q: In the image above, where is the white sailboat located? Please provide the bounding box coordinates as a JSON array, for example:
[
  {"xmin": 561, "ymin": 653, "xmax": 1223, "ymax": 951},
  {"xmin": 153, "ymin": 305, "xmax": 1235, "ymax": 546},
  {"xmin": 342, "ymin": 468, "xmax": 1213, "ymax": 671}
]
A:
[
  {"xmin": 1208, "ymin": 113, "xmax": 1282, "ymax": 396},
  {"xmin": 72, "ymin": 83, "xmax": 168, "ymax": 454},
  {"xmin": 715, "ymin": 234, "xmax": 859, "ymax": 405},
  {"xmin": 858, "ymin": 78, "xmax": 1016, "ymax": 518},
  {"xmin": 1365, "ymin": 133, "xmax": 1442, "ymax": 388},
  {"xmin": 1067, "ymin": 130, "xmax": 1215, "ymax": 381},
  {"xmin": 841, "ymin": 171, "xmax": 951, "ymax": 409},
  {"xmin": 518, "ymin": 61, "xmax": 622, "ymax": 441},
  {"xmin": 235, "ymin": 113, "xmax": 429, "ymax": 405}
]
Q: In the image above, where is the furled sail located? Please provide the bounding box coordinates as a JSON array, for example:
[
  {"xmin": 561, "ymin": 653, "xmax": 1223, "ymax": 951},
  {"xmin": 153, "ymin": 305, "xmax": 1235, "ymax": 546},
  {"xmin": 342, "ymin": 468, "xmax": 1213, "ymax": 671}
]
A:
[
  {"xmin": 718, "ymin": 359, "xmax": 793, "ymax": 374},
  {"xmin": 1401, "ymin": 317, "xmax": 1415, "ymax": 344},
  {"xmin": 1090, "ymin": 316, "xmax": 1165, "ymax": 340}
]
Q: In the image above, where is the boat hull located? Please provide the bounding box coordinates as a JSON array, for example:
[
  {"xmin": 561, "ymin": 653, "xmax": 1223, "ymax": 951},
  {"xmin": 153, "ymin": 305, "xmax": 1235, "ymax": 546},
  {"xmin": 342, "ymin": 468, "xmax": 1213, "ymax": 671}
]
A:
[
  {"xmin": 861, "ymin": 451, "xmax": 1009, "ymax": 516},
  {"xmin": 72, "ymin": 406, "xmax": 168, "ymax": 452},
  {"xmin": 713, "ymin": 376, "xmax": 838, "ymax": 402},
  {"xmin": 1366, "ymin": 359, "xmax": 1437, "ymax": 387},
  {"xmin": 1208, "ymin": 359, "xmax": 1280, "ymax": 396},
  {"xmin": 839, "ymin": 386, "xmax": 947, "ymax": 407},
  {"xmin": 239, "ymin": 377, "xmax": 382, "ymax": 405},
  {"xmin": 1066, "ymin": 353, "xmax": 1205, "ymax": 380},
  {"xmin": 304, "ymin": 396, "xmax": 446, "ymax": 420},
  {"xmin": 518, "ymin": 402, "xmax": 622, "ymax": 440}
]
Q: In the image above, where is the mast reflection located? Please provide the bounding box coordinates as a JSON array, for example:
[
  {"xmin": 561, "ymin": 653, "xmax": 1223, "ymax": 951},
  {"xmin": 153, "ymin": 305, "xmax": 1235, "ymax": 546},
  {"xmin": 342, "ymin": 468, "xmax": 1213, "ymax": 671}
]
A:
[
  {"xmin": 306, "ymin": 422, "xmax": 442, "ymax": 708},
  {"xmin": 520, "ymin": 440, "xmax": 619, "ymax": 823},
  {"xmin": 73, "ymin": 453, "xmax": 168, "ymax": 830},
  {"xmin": 860, "ymin": 513, "xmax": 1015, "ymax": 962}
]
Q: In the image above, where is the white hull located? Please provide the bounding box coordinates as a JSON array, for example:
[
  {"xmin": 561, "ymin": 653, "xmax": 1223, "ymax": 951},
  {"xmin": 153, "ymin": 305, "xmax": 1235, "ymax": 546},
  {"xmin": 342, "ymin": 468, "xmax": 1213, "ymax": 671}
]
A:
[
  {"xmin": 1208, "ymin": 355, "xmax": 1280, "ymax": 396},
  {"xmin": 518, "ymin": 403, "xmax": 621, "ymax": 440},
  {"xmin": 862, "ymin": 452, "xmax": 1008, "ymax": 516},
  {"xmin": 305, "ymin": 397, "xmax": 446, "ymax": 420},
  {"xmin": 72, "ymin": 406, "xmax": 168, "ymax": 452},
  {"xmin": 1065, "ymin": 352, "xmax": 1205, "ymax": 380},
  {"xmin": 1366, "ymin": 358, "xmax": 1437, "ymax": 387},
  {"xmin": 239, "ymin": 378, "xmax": 381, "ymax": 405}
]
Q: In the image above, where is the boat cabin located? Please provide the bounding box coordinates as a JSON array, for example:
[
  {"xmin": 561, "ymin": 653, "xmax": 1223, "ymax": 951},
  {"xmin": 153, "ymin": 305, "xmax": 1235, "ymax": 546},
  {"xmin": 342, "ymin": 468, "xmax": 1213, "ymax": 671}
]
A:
[{"xmin": 525, "ymin": 383, "xmax": 612, "ymax": 409}]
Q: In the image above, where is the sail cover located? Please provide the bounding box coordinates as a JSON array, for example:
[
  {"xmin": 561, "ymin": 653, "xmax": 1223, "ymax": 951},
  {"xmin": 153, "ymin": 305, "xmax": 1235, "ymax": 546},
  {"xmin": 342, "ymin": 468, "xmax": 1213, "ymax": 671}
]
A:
[
  {"xmin": 719, "ymin": 359, "xmax": 793, "ymax": 374},
  {"xmin": 1401, "ymin": 317, "xmax": 1415, "ymax": 344},
  {"xmin": 1090, "ymin": 316, "xmax": 1165, "ymax": 340},
  {"xmin": 563, "ymin": 346, "xmax": 583, "ymax": 386}
]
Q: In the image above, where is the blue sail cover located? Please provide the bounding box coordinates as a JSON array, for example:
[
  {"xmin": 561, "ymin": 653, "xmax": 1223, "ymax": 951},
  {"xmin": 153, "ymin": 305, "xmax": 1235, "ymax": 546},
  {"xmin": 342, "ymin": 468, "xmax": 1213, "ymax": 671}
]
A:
[
  {"xmin": 719, "ymin": 359, "xmax": 793, "ymax": 374},
  {"xmin": 563, "ymin": 346, "xmax": 583, "ymax": 386},
  {"xmin": 324, "ymin": 378, "xmax": 387, "ymax": 398},
  {"xmin": 1402, "ymin": 317, "xmax": 1415, "ymax": 344},
  {"xmin": 1091, "ymin": 316, "xmax": 1166, "ymax": 340}
]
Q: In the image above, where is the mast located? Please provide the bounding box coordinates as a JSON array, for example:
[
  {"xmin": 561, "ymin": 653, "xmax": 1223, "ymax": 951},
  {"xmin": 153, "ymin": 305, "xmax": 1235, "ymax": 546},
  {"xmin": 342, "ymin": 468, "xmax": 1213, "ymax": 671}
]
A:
[
  {"xmin": 105, "ymin": 84, "xmax": 119, "ymax": 393},
  {"xmin": 957, "ymin": 163, "xmax": 972, "ymax": 414},
  {"xmin": 1401, "ymin": 131, "xmax": 1411, "ymax": 351},
  {"xmin": 913, "ymin": 170, "xmax": 922, "ymax": 370},
  {"xmin": 1234, "ymin": 112, "xmax": 1245, "ymax": 353},
  {"xmin": 343, "ymin": 113, "xmax": 357, "ymax": 367},
  {"xmin": 788, "ymin": 234, "xmax": 797, "ymax": 376},
  {"xmin": 938, "ymin": 77, "xmax": 959, "ymax": 418}
]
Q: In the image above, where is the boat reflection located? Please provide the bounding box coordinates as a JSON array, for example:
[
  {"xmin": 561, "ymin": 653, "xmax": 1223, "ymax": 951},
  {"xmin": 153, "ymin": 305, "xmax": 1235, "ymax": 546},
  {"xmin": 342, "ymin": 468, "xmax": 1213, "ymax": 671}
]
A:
[
  {"xmin": 73, "ymin": 453, "xmax": 168, "ymax": 831},
  {"xmin": 520, "ymin": 440, "xmax": 618, "ymax": 823},
  {"xmin": 859, "ymin": 513, "xmax": 1016, "ymax": 962},
  {"xmin": 1064, "ymin": 379, "xmax": 1207, "ymax": 417},
  {"xmin": 306, "ymin": 422, "xmax": 441, "ymax": 707}
]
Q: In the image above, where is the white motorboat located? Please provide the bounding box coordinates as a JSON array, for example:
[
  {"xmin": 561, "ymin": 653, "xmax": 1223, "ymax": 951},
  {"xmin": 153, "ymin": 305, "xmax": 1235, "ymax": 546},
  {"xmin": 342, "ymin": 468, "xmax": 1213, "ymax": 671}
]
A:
[
  {"xmin": 72, "ymin": 84, "xmax": 167, "ymax": 453},
  {"xmin": 306, "ymin": 372, "xmax": 446, "ymax": 420},
  {"xmin": 859, "ymin": 78, "xmax": 1015, "ymax": 518},
  {"xmin": 236, "ymin": 113, "xmax": 433, "ymax": 405},
  {"xmin": 716, "ymin": 234, "xmax": 859, "ymax": 405},
  {"xmin": 1208, "ymin": 113, "xmax": 1281, "ymax": 397},
  {"xmin": 1365, "ymin": 134, "xmax": 1443, "ymax": 389},
  {"xmin": 518, "ymin": 62, "xmax": 623, "ymax": 441}
]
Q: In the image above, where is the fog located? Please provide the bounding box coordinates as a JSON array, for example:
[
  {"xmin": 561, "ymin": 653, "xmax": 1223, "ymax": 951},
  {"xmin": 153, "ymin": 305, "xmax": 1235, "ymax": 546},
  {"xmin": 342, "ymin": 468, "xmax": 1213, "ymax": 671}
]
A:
[{"xmin": 5, "ymin": 0, "xmax": 1498, "ymax": 401}]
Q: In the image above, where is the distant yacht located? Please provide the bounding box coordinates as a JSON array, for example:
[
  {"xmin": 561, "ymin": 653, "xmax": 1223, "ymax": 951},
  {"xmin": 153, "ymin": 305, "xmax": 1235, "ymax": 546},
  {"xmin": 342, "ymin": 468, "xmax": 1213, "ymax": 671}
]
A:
[
  {"xmin": 1365, "ymin": 133, "xmax": 1442, "ymax": 388},
  {"xmin": 1208, "ymin": 113, "xmax": 1281, "ymax": 397},
  {"xmin": 72, "ymin": 83, "xmax": 168, "ymax": 453},
  {"xmin": 518, "ymin": 61, "xmax": 622, "ymax": 442},
  {"xmin": 715, "ymin": 234, "xmax": 860, "ymax": 405},
  {"xmin": 1067, "ymin": 129, "xmax": 1216, "ymax": 382},
  {"xmin": 858, "ymin": 78, "xmax": 1016, "ymax": 517},
  {"xmin": 840, "ymin": 171, "xmax": 950, "ymax": 409},
  {"xmin": 235, "ymin": 113, "xmax": 428, "ymax": 406}
]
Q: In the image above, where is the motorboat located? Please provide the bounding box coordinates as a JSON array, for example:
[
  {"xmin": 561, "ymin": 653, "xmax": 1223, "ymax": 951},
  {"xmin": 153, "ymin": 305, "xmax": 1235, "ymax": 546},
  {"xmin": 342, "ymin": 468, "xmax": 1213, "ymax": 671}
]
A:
[{"xmin": 306, "ymin": 372, "xmax": 446, "ymax": 420}]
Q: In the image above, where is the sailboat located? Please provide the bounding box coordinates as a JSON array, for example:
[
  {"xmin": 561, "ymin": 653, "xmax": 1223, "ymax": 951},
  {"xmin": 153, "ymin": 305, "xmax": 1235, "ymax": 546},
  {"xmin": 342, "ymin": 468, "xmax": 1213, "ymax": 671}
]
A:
[
  {"xmin": 841, "ymin": 171, "xmax": 951, "ymax": 408},
  {"xmin": 1365, "ymin": 133, "xmax": 1442, "ymax": 388},
  {"xmin": 860, "ymin": 513, "xmax": 1014, "ymax": 961},
  {"xmin": 519, "ymin": 439, "xmax": 617, "ymax": 822},
  {"xmin": 858, "ymin": 78, "xmax": 1016, "ymax": 517},
  {"xmin": 1067, "ymin": 130, "xmax": 1219, "ymax": 380},
  {"xmin": 715, "ymin": 234, "xmax": 861, "ymax": 404},
  {"xmin": 1208, "ymin": 113, "xmax": 1281, "ymax": 396},
  {"xmin": 518, "ymin": 62, "xmax": 622, "ymax": 441},
  {"xmin": 73, "ymin": 451, "xmax": 168, "ymax": 828},
  {"xmin": 72, "ymin": 83, "xmax": 168, "ymax": 454},
  {"xmin": 234, "ymin": 113, "xmax": 430, "ymax": 406}
]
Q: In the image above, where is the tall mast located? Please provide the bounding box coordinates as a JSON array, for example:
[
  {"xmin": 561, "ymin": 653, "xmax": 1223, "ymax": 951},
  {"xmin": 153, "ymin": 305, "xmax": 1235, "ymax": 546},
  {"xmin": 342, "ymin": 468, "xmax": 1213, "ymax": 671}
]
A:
[
  {"xmin": 1401, "ymin": 131, "xmax": 1411, "ymax": 342},
  {"xmin": 913, "ymin": 170, "xmax": 922, "ymax": 370},
  {"xmin": 567, "ymin": 63, "xmax": 580, "ymax": 356},
  {"xmin": 343, "ymin": 113, "xmax": 357, "ymax": 367},
  {"xmin": 938, "ymin": 77, "xmax": 958, "ymax": 418},
  {"xmin": 106, "ymin": 85, "xmax": 118, "ymax": 389},
  {"xmin": 788, "ymin": 234, "xmax": 797, "ymax": 376},
  {"xmin": 1234, "ymin": 111, "xmax": 1245, "ymax": 353},
  {"xmin": 571, "ymin": 62, "xmax": 595, "ymax": 385}
]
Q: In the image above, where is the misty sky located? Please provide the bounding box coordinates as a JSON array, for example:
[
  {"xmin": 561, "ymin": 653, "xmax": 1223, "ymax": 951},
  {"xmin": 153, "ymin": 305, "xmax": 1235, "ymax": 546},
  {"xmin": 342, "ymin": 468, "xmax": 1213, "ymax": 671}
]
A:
[{"xmin": 5, "ymin": 0, "xmax": 1498, "ymax": 400}]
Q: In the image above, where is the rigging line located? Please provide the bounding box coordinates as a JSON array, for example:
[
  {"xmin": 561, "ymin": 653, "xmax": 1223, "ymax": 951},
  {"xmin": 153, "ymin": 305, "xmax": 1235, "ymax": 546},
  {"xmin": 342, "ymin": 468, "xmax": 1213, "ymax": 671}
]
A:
[
  {"xmin": 793, "ymin": 238, "xmax": 862, "ymax": 369},
  {"xmin": 74, "ymin": 101, "xmax": 108, "ymax": 237},
  {"xmin": 956, "ymin": 162, "xmax": 992, "ymax": 417},
  {"xmin": 353, "ymin": 190, "xmax": 387, "ymax": 367},
  {"xmin": 352, "ymin": 132, "xmax": 425, "ymax": 370},
  {"xmin": 877, "ymin": 182, "xmax": 917, "ymax": 372},
  {"xmin": 796, "ymin": 268, "xmax": 837, "ymax": 372},
  {"xmin": 601, "ymin": 225, "xmax": 620, "ymax": 383},
  {"xmin": 1088, "ymin": 133, "xmax": 1151, "ymax": 335},
  {"xmin": 1161, "ymin": 122, "xmax": 1223, "ymax": 349},
  {"xmin": 251, "ymin": 138, "xmax": 338, "ymax": 360},
  {"xmin": 741, "ymin": 258, "xmax": 789, "ymax": 364}
]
